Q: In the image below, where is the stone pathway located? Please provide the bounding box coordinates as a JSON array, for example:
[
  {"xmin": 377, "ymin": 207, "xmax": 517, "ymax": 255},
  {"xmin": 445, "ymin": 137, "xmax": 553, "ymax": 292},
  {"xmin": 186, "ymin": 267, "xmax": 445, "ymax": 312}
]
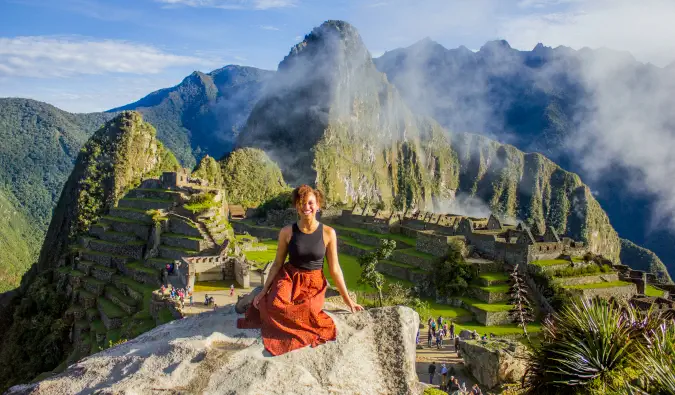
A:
[{"xmin": 416, "ymin": 329, "xmax": 478, "ymax": 392}]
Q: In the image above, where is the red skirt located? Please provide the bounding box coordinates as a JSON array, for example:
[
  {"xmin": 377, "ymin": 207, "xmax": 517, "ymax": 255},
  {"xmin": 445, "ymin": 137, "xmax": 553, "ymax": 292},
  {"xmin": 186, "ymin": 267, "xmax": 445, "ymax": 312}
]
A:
[{"xmin": 236, "ymin": 263, "xmax": 337, "ymax": 356}]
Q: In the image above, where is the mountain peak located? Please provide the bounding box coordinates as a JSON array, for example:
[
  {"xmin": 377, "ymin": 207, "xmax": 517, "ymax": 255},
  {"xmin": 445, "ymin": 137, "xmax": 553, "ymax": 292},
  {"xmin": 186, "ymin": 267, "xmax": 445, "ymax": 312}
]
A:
[
  {"xmin": 279, "ymin": 20, "xmax": 369, "ymax": 72},
  {"xmin": 479, "ymin": 39, "xmax": 512, "ymax": 52}
]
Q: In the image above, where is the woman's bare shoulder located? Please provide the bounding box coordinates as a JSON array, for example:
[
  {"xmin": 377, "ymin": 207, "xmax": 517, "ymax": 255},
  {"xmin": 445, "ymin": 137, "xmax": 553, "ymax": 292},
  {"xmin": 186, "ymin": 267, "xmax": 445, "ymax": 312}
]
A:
[{"xmin": 322, "ymin": 224, "xmax": 336, "ymax": 238}]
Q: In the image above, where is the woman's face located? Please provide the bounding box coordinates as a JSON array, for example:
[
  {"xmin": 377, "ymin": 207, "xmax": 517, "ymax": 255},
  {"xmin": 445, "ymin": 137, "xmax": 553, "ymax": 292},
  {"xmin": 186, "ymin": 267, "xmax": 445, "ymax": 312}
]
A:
[{"xmin": 297, "ymin": 192, "xmax": 319, "ymax": 220}]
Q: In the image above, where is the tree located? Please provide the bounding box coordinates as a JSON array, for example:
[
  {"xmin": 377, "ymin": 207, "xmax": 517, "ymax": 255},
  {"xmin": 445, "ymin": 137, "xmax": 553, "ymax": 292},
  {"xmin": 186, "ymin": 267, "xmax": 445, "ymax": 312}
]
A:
[
  {"xmin": 508, "ymin": 264, "xmax": 535, "ymax": 341},
  {"xmin": 431, "ymin": 241, "xmax": 475, "ymax": 298},
  {"xmin": 358, "ymin": 239, "xmax": 396, "ymax": 307}
]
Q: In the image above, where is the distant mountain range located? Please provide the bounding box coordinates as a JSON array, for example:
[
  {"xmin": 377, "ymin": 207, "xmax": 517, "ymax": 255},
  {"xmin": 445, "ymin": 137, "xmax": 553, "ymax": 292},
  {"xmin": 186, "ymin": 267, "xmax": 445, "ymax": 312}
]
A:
[{"xmin": 0, "ymin": 24, "xmax": 672, "ymax": 290}]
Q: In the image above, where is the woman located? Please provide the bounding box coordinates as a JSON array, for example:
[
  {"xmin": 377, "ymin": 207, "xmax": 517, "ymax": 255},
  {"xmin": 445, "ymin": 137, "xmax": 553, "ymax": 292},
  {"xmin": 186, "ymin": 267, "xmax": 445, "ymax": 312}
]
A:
[{"xmin": 237, "ymin": 185, "xmax": 363, "ymax": 356}]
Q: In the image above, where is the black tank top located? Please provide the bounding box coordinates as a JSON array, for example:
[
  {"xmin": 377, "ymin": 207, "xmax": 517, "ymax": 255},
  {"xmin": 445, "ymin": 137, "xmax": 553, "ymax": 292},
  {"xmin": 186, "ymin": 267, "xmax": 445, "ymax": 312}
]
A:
[{"xmin": 287, "ymin": 222, "xmax": 325, "ymax": 271}]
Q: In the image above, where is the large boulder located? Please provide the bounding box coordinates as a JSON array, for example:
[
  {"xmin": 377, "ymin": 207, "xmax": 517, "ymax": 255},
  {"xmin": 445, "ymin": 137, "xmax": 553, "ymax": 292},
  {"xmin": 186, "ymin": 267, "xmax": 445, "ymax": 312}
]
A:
[
  {"xmin": 458, "ymin": 339, "xmax": 528, "ymax": 389},
  {"xmin": 8, "ymin": 305, "xmax": 421, "ymax": 395}
]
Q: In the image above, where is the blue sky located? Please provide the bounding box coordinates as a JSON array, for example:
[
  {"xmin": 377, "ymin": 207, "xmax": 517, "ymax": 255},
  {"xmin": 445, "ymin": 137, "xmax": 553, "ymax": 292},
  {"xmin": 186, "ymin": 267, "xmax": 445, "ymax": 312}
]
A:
[{"xmin": 1, "ymin": 0, "xmax": 674, "ymax": 112}]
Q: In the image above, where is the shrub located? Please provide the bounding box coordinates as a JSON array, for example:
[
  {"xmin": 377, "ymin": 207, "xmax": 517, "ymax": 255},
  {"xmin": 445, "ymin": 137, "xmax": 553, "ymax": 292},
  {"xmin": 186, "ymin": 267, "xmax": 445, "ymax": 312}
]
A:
[
  {"xmin": 553, "ymin": 264, "xmax": 612, "ymax": 278},
  {"xmin": 184, "ymin": 192, "xmax": 217, "ymax": 214}
]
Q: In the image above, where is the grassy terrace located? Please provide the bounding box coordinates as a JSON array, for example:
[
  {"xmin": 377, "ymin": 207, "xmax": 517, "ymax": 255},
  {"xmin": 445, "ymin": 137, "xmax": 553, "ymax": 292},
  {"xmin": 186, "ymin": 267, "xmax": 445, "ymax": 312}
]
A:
[
  {"xmin": 476, "ymin": 284, "xmax": 510, "ymax": 293},
  {"xmin": 380, "ymin": 260, "xmax": 426, "ymax": 273},
  {"xmin": 563, "ymin": 280, "xmax": 634, "ymax": 290},
  {"xmin": 339, "ymin": 235, "xmax": 375, "ymax": 251},
  {"xmin": 160, "ymin": 245, "xmax": 199, "ymax": 255},
  {"xmin": 239, "ymin": 219, "xmax": 281, "ymax": 230},
  {"xmin": 136, "ymin": 188, "xmax": 180, "ymax": 194},
  {"xmin": 456, "ymin": 296, "xmax": 512, "ymax": 312},
  {"xmin": 243, "ymin": 239, "xmax": 278, "ymax": 266},
  {"xmin": 645, "ymin": 285, "xmax": 667, "ymax": 297},
  {"xmin": 396, "ymin": 248, "xmax": 436, "ymax": 260},
  {"xmin": 126, "ymin": 261, "xmax": 158, "ymax": 276},
  {"xmin": 331, "ymin": 224, "xmax": 416, "ymax": 246},
  {"xmin": 162, "ymin": 232, "xmax": 204, "ymax": 241},
  {"xmin": 194, "ymin": 280, "xmax": 235, "ymax": 292},
  {"xmin": 114, "ymin": 206, "xmax": 152, "ymax": 214},
  {"xmin": 478, "ymin": 272, "xmax": 509, "ymax": 282},
  {"xmin": 455, "ymin": 321, "xmax": 542, "ymax": 335},
  {"xmin": 115, "ymin": 276, "xmax": 156, "ymax": 309},
  {"xmin": 122, "ymin": 197, "xmax": 173, "ymax": 203},
  {"xmin": 86, "ymin": 236, "xmax": 145, "ymax": 246},
  {"xmin": 97, "ymin": 297, "xmax": 127, "ymax": 319},
  {"xmin": 104, "ymin": 285, "xmax": 137, "ymax": 306},
  {"xmin": 530, "ymin": 259, "xmax": 569, "ymax": 267},
  {"xmin": 102, "ymin": 216, "xmax": 148, "ymax": 225},
  {"xmin": 80, "ymin": 248, "xmax": 129, "ymax": 260},
  {"xmin": 58, "ymin": 266, "xmax": 86, "ymax": 277}
]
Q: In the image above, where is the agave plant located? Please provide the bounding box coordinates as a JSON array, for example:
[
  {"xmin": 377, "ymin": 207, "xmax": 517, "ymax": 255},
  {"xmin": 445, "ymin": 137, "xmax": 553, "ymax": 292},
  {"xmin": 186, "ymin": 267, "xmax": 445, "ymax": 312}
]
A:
[
  {"xmin": 522, "ymin": 297, "xmax": 672, "ymax": 394},
  {"xmin": 637, "ymin": 320, "xmax": 675, "ymax": 394}
]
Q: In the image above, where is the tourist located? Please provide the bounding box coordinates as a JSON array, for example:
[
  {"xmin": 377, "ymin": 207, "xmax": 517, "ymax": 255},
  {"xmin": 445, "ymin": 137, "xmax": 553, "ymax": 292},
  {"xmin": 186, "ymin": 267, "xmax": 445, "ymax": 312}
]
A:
[
  {"xmin": 449, "ymin": 378, "xmax": 460, "ymax": 392},
  {"xmin": 229, "ymin": 284, "xmax": 235, "ymax": 297},
  {"xmin": 436, "ymin": 330, "xmax": 443, "ymax": 349},
  {"xmin": 189, "ymin": 293, "xmax": 193, "ymax": 306},
  {"xmin": 236, "ymin": 185, "xmax": 363, "ymax": 356},
  {"xmin": 428, "ymin": 362, "xmax": 436, "ymax": 384},
  {"xmin": 461, "ymin": 381, "xmax": 467, "ymax": 393},
  {"xmin": 471, "ymin": 330, "xmax": 478, "ymax": 340},
  {"xmin": 440, "ymin": 363, "xmax": 448, "ymax": 389},
  {"xmin": 449, "ymin": 321, "xmax": 455, "ymax": 339},
  {"xmin": 160, "ymin": 284, "xmax": 166, "ymax": 294},
  {"xmin": 416, "ymin": 329, "xmax": 420, "ymax": 345},
  {"xmin": 471, "ymin": 383, "xmax": 483, "ymax": 394},
  {"xmin": 427, "ymin": 325, "xmax": 434, "ymax": 348},
  {"xmin": 481, "ymin": 333, "xmax": 488, "ymax": 341},
  {"xmin": 437, "ymin": 315, "xmax": 443, "ymax": 329},
  {"xmin": 205, "ymin": 294, "xmax": 209, "ymax": 306},
  {"xmin": 455, "ymin": 336, "xmax": 461, "ymax": 356},
  {"xmin": 443, "ymin": 321, "xmax": 448, "ymax": 338}
]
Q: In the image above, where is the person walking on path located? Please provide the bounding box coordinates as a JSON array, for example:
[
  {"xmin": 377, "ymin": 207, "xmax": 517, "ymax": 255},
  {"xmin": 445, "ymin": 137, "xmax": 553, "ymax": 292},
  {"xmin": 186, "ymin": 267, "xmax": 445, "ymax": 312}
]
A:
[
  {"xmin": 435, "ymin": 330, "xmax": 443, "ymax": 349},
  {"xmin": 236, "ymin": 185, "xmax": 363, "ymax": 356},
  {"xmin": 427, "ymin": 325, "xmax": 434, "ymax": 348},
  {"xmin": 442, "ymin": 322, "xmax": 448, "ymax": 338},
  {"xmin": 428, "ymin": 362, "xmax": 436, "ymax": 385},
  {"xmin": 449, "ymin": 321, "xmax": 455, "ymax": 339},
  {"xmin": 437, "ymin": 315, "xmax": 443, "ymax": 329},
  {"xmin": 229, "ymin": 284, "xmax": 235, "ymax": 297},
  {"xmin": 440, "ymin": 363, "xmax": 448, "ymax": 389}
]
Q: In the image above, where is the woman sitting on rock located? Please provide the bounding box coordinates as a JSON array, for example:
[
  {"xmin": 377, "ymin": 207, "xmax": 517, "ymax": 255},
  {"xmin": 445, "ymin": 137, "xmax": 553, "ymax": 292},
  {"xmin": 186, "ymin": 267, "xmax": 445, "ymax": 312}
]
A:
[{"xmin": 236, "ymin": 185, "xmax": 363, "ymax": 356}]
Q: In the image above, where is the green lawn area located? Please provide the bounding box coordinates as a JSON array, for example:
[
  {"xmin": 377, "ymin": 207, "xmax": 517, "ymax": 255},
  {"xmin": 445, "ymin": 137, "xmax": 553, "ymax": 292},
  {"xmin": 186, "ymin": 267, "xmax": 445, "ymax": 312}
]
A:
[
  {"xmin": 454, "ymin": 321, "xmax": 542, "ymax": 336},
  {"xmin": 243, "ymin": 239, "xmax": 278, "ymax": 266},
  {"xmin": 476, "ymin": 284, "xmax": 510, "ymax": 293},
  {"xmin": 478, "ymin": 272, "xmax": 509, "ymax": 282},
  {"xmin": 530, "ymin": 259, "xmax": 569, "ymax": 267},
  {"xmin": 456, "ymin": 296, "xmax": 512, "ymax": 312},
  {"xmin": 324, "ymin": 253, "xmax": 414, "ymax": 292},
  {"xmin": 331, "ymin": 224, "xmax": 416, "ymax": 247},
  {"xmin": 425, "ymin": 299, "xmax": 472, "ymax": 320},
  {"xmin": 645, "ymin": 285, "xmax": 667, "ymax": 297},
  {"xmin": 163, "ymin": 233, "xmax": 203, "ymax": 241},
  {"xmin": 194, "ymin": 280, "xmax": 236, "ymax": 292},
  {"xmin": 97, "ymin": 297, "xmax": 127, "ymax": 319},
  {"xmin": 564, "ymin": 280, "xmax": 633, "ymax": 290}
]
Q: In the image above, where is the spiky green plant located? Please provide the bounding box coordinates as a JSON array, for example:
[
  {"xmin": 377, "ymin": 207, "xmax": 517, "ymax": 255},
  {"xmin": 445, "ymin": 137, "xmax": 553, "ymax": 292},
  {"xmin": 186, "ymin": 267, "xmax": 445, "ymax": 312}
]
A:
[
  {"xmin": 522, "ymin": 297, "xmax": 671, "ymax": 394},
  {"xmin": 637, "ymin": 320, "xmax": 675, "ymax": 394}
]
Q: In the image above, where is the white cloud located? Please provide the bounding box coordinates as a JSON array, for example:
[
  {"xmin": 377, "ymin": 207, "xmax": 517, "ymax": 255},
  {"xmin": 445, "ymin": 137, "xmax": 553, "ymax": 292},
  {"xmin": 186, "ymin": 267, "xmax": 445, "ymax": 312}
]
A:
[
  {"xmin": 156, "ymin": 0, "xmax": 297, "ymax": 10},
  {"xmin": 500, "ymin": 0, "xmax": 675, "ymax": 67},
  {"xmin": 0, "ymin": 36, "xmax": 210, "ymax": 78},
  {"xmin": 259, "ymin": 25, "xmax": 280, "ymax": 31}
]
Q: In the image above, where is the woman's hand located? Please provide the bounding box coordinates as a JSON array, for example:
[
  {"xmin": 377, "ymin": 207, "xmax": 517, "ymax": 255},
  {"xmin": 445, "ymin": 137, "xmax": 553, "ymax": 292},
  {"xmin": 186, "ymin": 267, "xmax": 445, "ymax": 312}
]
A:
[
  {"xmin": 253, "ymin": 290, "xmax": 266, "ymax": 309},
  {"xmin": 346, "ymin": 298, "xmax": 364, "ymax": 313}
]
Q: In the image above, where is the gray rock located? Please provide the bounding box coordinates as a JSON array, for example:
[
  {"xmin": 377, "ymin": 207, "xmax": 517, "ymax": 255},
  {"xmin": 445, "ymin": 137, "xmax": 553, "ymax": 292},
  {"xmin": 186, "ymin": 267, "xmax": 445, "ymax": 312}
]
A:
[
  {"xmin": 458, "ymin": 339, "xmax": 528, "ymax": 389},
  {"xmin": 9, "ymin": 305, "xmax": 422, "ymax": 395},
  {"xmin": 459, "ymin": 329, "xmax": 473, "ymax": 340}
]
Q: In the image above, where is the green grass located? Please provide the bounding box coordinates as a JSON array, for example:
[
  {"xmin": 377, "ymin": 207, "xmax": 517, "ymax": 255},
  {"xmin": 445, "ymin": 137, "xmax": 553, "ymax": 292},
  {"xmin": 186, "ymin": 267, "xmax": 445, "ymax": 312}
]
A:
[
  {"xmin": 456, "ymin": 296, "xmax": 512, "ymax": 312},
  {"xmin": 243, "ymin": 239, "xmax": 278, "ymax": 264},
  {"xmin": 102, "ymin": 215, "xmax": 149, "ymax": 225},
  {"xmin": 478, "ymin": 272, "xmax": 509, "ymax": 282},
  {"xmin": 84, "ymin": 276, "xmax": 105, "ymax": 286},
  {"xmin": 97, "ymin": 297, "xmax": 127, "ymax": 319},
  {"xmin": 88, "ymin": 236, "xmax": 145, "ymax": 246},
  {"xmin": 115, "ymin": 276, "xmax": 156, "ymax": 310},
  {"xmin": 162, "ymin": 232, "xmax": 204, "ymax": 241},
  {"xmin": 323, "ymin": 253, "xmax": 414, "ymax": 292},
  {"xmin": 113, "ymin": 206, "xmax": 151, "ymax": 214},
  {"xmin": 136, "ymin": 188, "xmax": 179, "ymax": 194},
  {"xmin": 530, "ymin": 259, "xmax": 569, "ymax": 267},
  {"xmin": 104, "ymin": 285, "xmax": 137, "ymax": 306},
  {"xmin": 148, "ymin": 257, "xmax": 175, "ymax": 263},
  {"xmin": 339, "ymin": 235, "xmax": 376, "ymax": 251},
  {"xmin": 160, "ymin": 245, "xmax": 198, "ymax": 254},
  {"xmin": 331, "ymin": 224, "xmax": 416, "ymax": 246},
  {"xmin": 425, "ymin": 299, "xmax": 472, "ymax": 320},
  {"xmin": 645, "ymin": 285, "xmax": 667, "ymax": 297},
  {"xmin": 91, "ymin": 264, "xmax": 116, "ymax": 274},
  {"xmin": 80, "ymin": 248, "xmax": 128, "ymax": 259},
  {"xmin": 476, "ymin": 284, "xmax": 511, "ymax": 293},
  {"xmin": 563, "ymin": 280, "xmax": 634, "ymax": 290},
  {"xmin": 157, "ymin": 307, "xmax": 174, "ymax": 324},
  {"xmin": 396, "ymin": 248, "xmax": 436, "ymax": 260},
  {"xmin": 123, "ymin": 197, "xmax": 173, "ymax": 203},
  {"xmin": 90, "ymin": 320, "xmax": 106, "ymax": 334},
  {"xmin": 194, "ymin": 280, "xmax": 237, "ymax": 292},
  {"xmin": 126, "ymin": 261, "xmax": 158, "ymax": 276},
  {"xmin": 239, "ymin": 219, "xmax": 281, "ymax": 230},
  {"xmin": 78, "ymin": 289, "xmax": 95, "ymax": 300},
  {"xmin": 454, "ymin": 321, "xmax": 542, "ymax": 335},
  {"xmin": 105, "ymin": 328, "xmax": 123, "ymax": 346}
]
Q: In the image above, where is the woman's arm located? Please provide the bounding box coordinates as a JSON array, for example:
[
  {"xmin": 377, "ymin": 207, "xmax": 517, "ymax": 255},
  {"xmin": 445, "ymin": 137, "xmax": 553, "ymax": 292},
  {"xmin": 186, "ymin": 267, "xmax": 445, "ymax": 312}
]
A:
[
  {"xmin": 253, "ymin": 226, "xmax": 290, "ymax": 308},
  {"xmin": 325, "ymin": 226, "xmax": 363, "ymax": 312}
]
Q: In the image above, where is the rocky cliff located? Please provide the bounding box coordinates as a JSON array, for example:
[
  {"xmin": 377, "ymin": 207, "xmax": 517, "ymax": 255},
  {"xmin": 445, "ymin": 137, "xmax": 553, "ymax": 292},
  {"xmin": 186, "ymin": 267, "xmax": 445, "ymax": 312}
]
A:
[
  {"xmin": 238, "ymin": 20, "xmax": 620, "ymax": 261},
  {"xmin": 620, "ymin": 238, "xmax": 672, "ymax": 284},
  {"xmin": 8, "ymin": 305, "xmax": 421, "ymax": 395},
  {"xmin": 36, "ymin": 111, "xmax": 179, "ymax": 273}
]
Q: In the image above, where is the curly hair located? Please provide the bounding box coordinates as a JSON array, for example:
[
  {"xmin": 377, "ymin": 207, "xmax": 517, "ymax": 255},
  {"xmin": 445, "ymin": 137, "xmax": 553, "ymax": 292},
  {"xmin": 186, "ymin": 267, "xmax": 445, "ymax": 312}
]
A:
[{"xmin": 291, "ymin": 185, "xmax": 324, "ymax": 209}]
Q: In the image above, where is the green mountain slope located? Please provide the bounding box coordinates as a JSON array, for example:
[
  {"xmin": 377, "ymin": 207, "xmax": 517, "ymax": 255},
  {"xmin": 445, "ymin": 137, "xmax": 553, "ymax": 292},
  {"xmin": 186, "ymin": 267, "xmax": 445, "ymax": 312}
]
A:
[
  {"xmin": 37, "ymin": 111, "xmax": 179, "ymax": 272},
  {"xmin": 239, "ymin": 20, "xmax": 620, "ymax": 261},
  {"xmin": 620, "ymin": 238, "xmax": 672, "ymax": 284},
  {"xmin": 0, "ymin": 189, "xmax": 38, "ymax": 292},
  {"xmin": 110, "ymin": 65, "xmax": 274, "ymax": 167}
]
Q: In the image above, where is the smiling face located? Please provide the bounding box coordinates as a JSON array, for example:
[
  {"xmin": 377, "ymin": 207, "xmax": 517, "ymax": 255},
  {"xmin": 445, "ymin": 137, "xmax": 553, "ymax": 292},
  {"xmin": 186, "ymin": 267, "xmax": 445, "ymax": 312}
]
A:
[{"xmin": 296, "ymin": 192, "xmax": 319, "ymax": 220}]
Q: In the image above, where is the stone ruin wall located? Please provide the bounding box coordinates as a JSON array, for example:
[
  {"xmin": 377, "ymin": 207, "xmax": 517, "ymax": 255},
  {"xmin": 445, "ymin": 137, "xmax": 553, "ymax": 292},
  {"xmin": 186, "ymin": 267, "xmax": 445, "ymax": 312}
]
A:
[{"xmin": 150, "ymin": 291, "xmax": 183, "ymax": 322}]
